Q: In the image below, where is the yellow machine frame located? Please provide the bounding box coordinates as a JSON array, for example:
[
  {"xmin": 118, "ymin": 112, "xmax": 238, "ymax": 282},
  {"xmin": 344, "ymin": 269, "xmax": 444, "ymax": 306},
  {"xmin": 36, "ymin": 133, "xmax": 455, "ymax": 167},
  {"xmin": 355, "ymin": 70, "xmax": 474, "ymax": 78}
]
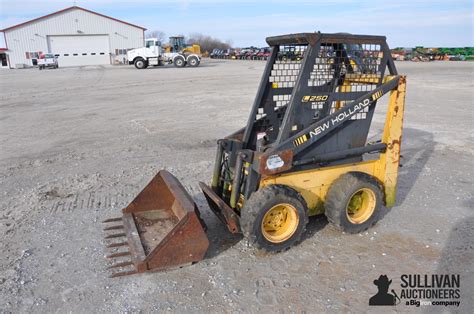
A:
[{"xmin": 260, "ymin": 76, "xmax": 406, "ymax": 216}]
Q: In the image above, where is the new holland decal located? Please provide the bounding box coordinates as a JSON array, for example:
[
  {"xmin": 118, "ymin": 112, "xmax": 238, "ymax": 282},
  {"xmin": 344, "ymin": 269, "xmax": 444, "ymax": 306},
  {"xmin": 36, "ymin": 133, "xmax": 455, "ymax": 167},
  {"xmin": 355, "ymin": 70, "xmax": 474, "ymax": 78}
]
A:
[{"xmin": 293, "ymin": 89, "xmax": 383, "ymax": 147}]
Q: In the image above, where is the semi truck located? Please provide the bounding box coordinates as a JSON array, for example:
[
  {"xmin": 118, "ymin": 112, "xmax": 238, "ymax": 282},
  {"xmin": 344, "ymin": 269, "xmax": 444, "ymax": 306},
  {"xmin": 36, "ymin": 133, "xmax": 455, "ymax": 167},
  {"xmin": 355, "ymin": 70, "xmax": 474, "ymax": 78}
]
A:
[{"xmin": 127, "ymin": 38, "xmax": 200, "ymax": 69}]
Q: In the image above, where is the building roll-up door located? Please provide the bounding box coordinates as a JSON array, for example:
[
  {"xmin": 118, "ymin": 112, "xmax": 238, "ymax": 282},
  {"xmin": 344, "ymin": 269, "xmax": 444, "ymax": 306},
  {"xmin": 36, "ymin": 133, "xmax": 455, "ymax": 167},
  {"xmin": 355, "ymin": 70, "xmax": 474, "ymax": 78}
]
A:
[{"xmin": 48, "ymin": 35, "xmax": 110, "ymax": 67}]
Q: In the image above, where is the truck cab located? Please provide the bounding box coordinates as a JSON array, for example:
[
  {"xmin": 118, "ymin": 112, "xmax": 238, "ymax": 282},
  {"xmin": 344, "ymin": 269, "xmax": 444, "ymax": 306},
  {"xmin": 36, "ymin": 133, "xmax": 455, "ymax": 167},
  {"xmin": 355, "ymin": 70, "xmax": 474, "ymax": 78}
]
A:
[{"xmin": 145, "ymin": 39, "xmax": 162, "ymax": 54}]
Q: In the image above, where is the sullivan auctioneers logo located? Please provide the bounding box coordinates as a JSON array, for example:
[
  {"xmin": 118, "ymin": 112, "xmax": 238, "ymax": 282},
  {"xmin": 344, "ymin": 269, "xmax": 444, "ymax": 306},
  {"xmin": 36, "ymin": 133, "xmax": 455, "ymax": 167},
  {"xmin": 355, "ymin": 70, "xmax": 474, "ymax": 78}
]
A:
[{"xmin": 369, "ymin": 274, "xmax": 461, "ymax": 307}]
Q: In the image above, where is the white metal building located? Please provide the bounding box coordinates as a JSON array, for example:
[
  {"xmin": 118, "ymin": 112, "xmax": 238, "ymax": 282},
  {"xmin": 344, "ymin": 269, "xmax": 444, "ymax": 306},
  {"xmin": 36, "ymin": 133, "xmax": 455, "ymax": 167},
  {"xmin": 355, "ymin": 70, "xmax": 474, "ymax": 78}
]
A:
[{"xmin": 0, "ymin": 6, "xmax": 146, "ymax": 68}]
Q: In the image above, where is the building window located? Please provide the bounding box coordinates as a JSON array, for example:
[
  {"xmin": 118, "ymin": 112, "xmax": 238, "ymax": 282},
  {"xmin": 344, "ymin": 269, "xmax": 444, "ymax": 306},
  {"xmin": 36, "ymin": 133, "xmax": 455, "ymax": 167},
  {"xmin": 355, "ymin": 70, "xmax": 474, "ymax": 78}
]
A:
[
  {"xmin": 115, "ymin": 48, "xmax": 127, "ymax": 55},
  {"xmin": 26, "ymin": 52, "xmax": 40, "ymax": 59}
]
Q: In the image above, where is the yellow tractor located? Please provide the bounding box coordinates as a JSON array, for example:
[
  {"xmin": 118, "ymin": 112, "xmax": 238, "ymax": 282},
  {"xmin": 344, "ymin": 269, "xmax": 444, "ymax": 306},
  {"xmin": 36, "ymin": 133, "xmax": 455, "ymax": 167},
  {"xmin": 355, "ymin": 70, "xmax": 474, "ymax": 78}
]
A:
[
  {"xmin": 165, "ymin": 36, "xmax": 201, "ymax": 56},
  {"xmin": 104, "ymin": 32, "xmax": 406, "ymax": 277}
]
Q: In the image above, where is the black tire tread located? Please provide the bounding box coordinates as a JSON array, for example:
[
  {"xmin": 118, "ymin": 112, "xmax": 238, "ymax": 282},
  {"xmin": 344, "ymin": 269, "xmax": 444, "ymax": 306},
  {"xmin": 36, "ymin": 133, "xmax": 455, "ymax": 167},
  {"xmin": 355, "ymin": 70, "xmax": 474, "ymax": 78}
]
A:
[
  {"xmin": 174, "ymin": 56, "xmax": 185, "ymax": 67},
  {"xmin": 325, "ymin": 172, "xmax": 383, "ymax": 233},
  {"xmin": 134, "ymin": 58, "xmax": 146, "ymax": 69},
  {"xmin": 241, "ymin": 185, "xmax": 308, "ymax": 251},
  {"xmin": 187, "ymin": 56, "xmax": 199, "ymax": 67}
]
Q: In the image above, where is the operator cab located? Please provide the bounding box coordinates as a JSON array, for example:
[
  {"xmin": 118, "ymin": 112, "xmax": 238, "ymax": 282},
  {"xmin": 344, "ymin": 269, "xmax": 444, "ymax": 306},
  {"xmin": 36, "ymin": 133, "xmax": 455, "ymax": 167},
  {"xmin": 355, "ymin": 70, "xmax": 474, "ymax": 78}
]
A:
[{"xmin": 169, "ymin": 36, "xmax": 186, "ymax": 53}]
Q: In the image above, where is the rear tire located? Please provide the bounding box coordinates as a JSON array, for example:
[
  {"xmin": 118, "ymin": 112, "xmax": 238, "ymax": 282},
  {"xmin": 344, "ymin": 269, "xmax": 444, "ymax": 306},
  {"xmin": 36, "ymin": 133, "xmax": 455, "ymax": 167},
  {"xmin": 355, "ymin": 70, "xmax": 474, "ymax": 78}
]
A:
[
  {"xmin": 187, "ymin": 56, "xmax": 199, "ymax": 67},
  {"xmin": 325, "ymin": 172, "xmax": 383, "ymax": 233},
  {"xmin": 173, "ymin": 56, "xmax": 185, "ymax": 67},
  {"xmin": 241, "ymin": 185, "xmax": 308, "ymax": 252},
  {"xmin": 134, "ymin": 58, "xmax": 147, "ymax": 69}
]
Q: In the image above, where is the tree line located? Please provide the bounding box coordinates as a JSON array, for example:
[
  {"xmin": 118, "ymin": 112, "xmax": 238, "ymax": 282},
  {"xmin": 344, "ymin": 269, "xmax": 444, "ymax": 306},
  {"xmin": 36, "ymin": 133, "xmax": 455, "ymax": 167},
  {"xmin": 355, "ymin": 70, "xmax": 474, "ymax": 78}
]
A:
[{"xmin": 146, "ymin": 31, "xmax": 231, "ymax": 53}]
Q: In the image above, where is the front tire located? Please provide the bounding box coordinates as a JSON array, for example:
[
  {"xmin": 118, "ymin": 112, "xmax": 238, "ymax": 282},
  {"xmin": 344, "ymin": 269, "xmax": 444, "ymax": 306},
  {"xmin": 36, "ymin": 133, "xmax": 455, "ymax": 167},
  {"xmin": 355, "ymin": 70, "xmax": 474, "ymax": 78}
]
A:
[
  {"xmin": 325, "ymin": 172, "xmax": 383, "ymax": 233},
  {"xmin": 134, "ymin": 58, "xmax": 147, "ymax": 69},
  {"xmin": 241, "ymin": 185, "xmax": 308, "ymax": 252}
]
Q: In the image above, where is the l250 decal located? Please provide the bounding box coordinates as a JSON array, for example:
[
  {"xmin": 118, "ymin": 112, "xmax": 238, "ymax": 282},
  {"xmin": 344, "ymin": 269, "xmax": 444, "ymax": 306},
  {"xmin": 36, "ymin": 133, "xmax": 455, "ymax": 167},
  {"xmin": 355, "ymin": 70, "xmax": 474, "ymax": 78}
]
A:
[{"xmin": 301, "ymin": 95, "xmax": 329, "ymax": 102}]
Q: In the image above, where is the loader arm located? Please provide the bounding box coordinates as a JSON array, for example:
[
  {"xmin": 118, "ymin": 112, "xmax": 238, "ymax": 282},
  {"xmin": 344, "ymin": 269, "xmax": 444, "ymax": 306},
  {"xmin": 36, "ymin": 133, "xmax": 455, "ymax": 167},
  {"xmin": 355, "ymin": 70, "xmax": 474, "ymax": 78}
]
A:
[{"xmin": 260, "ymin": 76, "xmax": 400, "ymax": 163}]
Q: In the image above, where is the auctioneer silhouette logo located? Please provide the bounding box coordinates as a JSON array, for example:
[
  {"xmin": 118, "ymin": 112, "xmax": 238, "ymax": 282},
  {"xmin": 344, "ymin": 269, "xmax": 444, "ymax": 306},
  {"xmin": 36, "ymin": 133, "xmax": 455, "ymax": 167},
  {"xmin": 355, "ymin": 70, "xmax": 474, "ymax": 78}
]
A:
[{"xmin": 369, "ymin": 275, "xmax": 399, "ymax": 306}]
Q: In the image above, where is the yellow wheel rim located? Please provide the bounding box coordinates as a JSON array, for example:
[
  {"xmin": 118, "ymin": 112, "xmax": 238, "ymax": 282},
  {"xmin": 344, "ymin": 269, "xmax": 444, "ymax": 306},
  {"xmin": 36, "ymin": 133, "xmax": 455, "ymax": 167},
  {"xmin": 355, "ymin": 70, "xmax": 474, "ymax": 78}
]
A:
[
  {"xmin": 346, "ymin": 188, "xmax": 376, "ymax": 224},
  {"xmin": 261, "ymin": 203, "xmax": 299, "ymax": 243}
]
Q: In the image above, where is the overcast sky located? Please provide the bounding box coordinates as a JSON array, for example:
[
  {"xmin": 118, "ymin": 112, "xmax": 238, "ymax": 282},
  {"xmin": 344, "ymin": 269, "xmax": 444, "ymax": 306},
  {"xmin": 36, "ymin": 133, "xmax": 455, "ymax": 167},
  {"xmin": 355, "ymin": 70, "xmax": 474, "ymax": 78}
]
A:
[{"xmin": 0, "ymin": 0, "xmax": 473, "ymax": 48}]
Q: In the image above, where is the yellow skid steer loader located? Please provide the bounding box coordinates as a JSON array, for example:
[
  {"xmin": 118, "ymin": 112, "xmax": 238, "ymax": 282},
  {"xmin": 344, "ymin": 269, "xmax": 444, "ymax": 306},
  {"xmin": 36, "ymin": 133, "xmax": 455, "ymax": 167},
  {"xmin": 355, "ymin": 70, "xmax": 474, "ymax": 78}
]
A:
[{"xmin": 103, "ymin": 32, "xmax": 406, "ymax": 277}]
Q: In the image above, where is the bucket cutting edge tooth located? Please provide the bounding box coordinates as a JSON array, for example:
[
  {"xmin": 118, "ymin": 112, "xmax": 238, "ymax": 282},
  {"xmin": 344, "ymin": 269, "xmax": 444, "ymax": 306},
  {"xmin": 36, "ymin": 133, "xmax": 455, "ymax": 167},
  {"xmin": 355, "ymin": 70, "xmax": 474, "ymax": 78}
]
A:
[
  {"xmin": 103, "ymin": 225, "xmax": 124, "ymax": 231},
  {"xmin": 102, "ymin": 217, "xmax": 122, "ymax": 223},
  {"xmin": 105, "ymin": 233, "xmax": 126, "ymax": 239},
  {"xmin": 106, "ymin": 242, "xmax": 128, "ymax": 248},
  {"xmin": 110, "ymin": 270, "xmax": 138, "ymax": 278},
  {"xmin": 106, "ymin": 251, "xmax": 131, "ymax": 259}
]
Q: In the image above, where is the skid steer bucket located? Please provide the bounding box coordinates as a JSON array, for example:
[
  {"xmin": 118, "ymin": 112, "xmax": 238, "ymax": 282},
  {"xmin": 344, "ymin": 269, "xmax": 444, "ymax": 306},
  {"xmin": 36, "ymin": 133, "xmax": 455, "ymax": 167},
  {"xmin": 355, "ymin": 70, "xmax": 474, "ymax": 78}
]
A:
[{"xmin": 103, "ymin": 170, "xmax": 209, "ymax": 277}]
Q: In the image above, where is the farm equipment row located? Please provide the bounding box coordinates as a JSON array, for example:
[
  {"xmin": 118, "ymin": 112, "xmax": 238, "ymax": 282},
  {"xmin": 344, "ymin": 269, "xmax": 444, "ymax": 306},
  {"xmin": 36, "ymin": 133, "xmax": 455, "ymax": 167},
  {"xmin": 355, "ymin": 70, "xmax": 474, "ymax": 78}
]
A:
[
  {"xmin": 210, "ymin": 47, "xmax": 272, "ymax": 60},
  {"xmin": 389, "ymin": 47, "xmax": 473, "ymax": 61},
  {"xmin": 212, "ymin": 46, "xmax": 474, "ymax": 62}
]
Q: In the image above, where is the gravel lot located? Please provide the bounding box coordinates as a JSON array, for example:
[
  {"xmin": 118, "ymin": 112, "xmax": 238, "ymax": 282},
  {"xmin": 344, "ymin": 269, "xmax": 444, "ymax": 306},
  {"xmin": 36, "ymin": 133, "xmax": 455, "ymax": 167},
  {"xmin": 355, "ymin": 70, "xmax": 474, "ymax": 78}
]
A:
[{"xmin": 0, "ymin": 60, "xmax": 473, "ymax": 313}]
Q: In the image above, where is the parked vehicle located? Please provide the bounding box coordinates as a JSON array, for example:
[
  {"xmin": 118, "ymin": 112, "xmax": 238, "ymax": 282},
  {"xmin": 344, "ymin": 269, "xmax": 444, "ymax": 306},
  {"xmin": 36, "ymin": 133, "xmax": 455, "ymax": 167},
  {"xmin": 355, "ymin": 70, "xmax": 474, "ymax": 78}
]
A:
[
  {"xmin": 245, "ymin": 48, "xmax": 257, "ymax": 60},
  {"xmin": 223, "ymin": 49, "xmax": 235, "ymax": 59},
  {"xmin": 210, "ymin": 48, "xmax": 220, "ymax": 58},
  {"xmin": 210, "ymin": 46, "xmax": 270, "ymax": 61},
  {"xmin": 256, "ymin": 47, "xmax": 271, "ymax": 60},
  {"xmin": 127, "ymin": 38, "xmax": 201, "ymax": 69},
  {"xmin": 233, "ymin": 49, "xmax": 243, "ymax": 59},
  {"xmin": 238, "ymin": 48, "xmax": 252, "ymax": 59},
  {"xmin": 449, "ymin": 55, "xmax": 465, "ymax": 61},
  {"xmin": 216, "ymin": 49, "xmax": 225, "ymax": 59},
  {"xmin": 278, "ymin": 45, "xmax": 304, "ymax": 61},
  {"xmin": 239, "ymin": 48, "xmax": 248, "ymax": 59},
  {"xmin": 38, "ymin": 53, "xmax": 58, "ymax": 70},
  {"xmin": 232, "ymin": 48, "xmax": 241, "ymax": 59}
]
